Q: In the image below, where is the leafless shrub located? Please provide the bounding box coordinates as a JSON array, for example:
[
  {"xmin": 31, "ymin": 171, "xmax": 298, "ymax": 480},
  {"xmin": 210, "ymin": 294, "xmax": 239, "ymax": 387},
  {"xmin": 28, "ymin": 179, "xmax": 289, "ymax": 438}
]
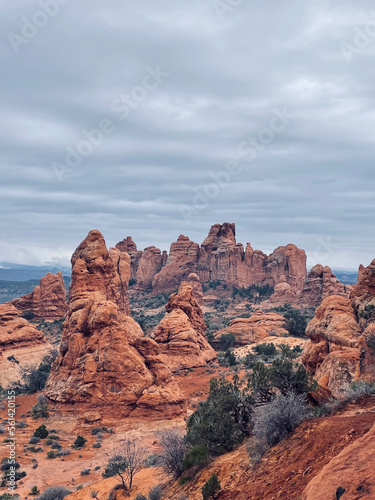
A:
[
  {"xmin": 253, "ymin": 393, "xmax": 309, "ymax": 447},
  {"xmin": 158, "ymin": 428, "xmax": 189, "ymax": 478}
]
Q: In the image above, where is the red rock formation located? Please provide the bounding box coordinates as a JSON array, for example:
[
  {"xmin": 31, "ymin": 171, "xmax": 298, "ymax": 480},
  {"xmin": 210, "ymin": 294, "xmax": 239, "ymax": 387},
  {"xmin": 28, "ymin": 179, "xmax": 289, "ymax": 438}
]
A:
[
  {"xmin": 300, "ymin": 264, "xmax": 350, "ymax": 307},
  {"xmin": 188, "ymin": 273, "xmax": 203, "ymax": 304},
  {"xmin": 152, "ymin": 282, "xmax": 216, "ymax": 371},
  {"xmin": 115, "ymin": 236, "xmax": 143, "ymax": 283},
  {"xmin": 0, "ymin": 303, "xmax": 53, "ymax": 388},
  {"xmin": 264, "ymin": 244, "xmax": 307, "ymax": 293},
  {"xmin": 302, "ymin": 294, "xmax": 375, "ymax": 397},
  {"xmin": 214, "ymin": 310, "xmax": 288, "ymax": 346},
  {"xmin": 350, "ymin": 259, "xmax": 375, "ymax": 328},
  {"xmin": 11, "ymin": 272, "xmax": 67, "ymax": 319},
  {"xmin": 46, "ymin": 230, "xmax": 185, "ymax": 416},
  {"xmin": 133, "ymin": 246, "xmax": 163, "ymax": 292},
  {"xmin": 269, "ymin": 275, "xmax": 298, "ymax": 304},
  {"xmin": 152, "ymin": 235, "xmax": 200, "ymax": 293}
]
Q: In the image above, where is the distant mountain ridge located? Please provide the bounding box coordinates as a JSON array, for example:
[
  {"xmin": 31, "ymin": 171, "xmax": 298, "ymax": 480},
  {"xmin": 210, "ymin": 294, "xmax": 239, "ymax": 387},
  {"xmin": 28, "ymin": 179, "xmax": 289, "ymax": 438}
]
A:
[{"xmin": 0, "ymin": 262, "xmax": 70, "ymax": 282}]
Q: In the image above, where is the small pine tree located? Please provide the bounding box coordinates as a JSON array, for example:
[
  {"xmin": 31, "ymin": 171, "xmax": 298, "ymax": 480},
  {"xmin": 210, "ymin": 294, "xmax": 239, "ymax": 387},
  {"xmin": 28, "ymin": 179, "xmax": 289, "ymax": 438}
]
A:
[
  {"xmin": 33, "ymin": 425, "xmax": 48, "ymax": 439},
  {"xmin": 201, "ymin": 474, "xmax": 221, "ymax": 499}
]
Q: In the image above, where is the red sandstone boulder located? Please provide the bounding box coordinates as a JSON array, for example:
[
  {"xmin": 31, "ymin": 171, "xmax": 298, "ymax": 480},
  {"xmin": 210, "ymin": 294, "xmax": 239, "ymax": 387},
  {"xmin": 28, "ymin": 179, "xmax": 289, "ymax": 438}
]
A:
[
  {"xmin": 214, "ymin": 310, "xmax": 288, "ymax": 346},
  {"xmin": 153, "ymin": 282, "xmax": 216, "ymax": 371},
  {"xmin": 188, "ymin": 273, "xmax": 204, "ymax": 304},
  {"xmin": 11, "ymin": 272, "xmax": 67, "ymax": 319},
  {"xmin": 46, "ymin": 230, "xmax": 185, "ymax": 416},
  {"xmin": 264, "ymin": 244, "xmax": 307, "ymax": 294},
  {"xmin": 302, "ymin": 295, "xmax": 375, "ymax": 397},
  {"xmin": 269, "ymin": 275, "xmax": 297, "ymax": 304}
]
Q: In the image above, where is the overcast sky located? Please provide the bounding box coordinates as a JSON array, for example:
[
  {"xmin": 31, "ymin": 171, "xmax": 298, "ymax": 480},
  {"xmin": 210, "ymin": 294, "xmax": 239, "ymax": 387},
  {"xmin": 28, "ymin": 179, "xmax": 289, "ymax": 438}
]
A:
[{"xmin": 1, "ymin": 0, "xmax": 374, "ymax": 270}]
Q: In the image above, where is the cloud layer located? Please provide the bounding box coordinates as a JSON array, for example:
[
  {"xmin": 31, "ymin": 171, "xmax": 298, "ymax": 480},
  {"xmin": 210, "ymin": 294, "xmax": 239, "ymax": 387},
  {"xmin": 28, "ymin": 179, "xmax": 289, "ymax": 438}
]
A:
[{"xmin": 1, "ymin": 0, "xmax": 374, "ymax": 269}]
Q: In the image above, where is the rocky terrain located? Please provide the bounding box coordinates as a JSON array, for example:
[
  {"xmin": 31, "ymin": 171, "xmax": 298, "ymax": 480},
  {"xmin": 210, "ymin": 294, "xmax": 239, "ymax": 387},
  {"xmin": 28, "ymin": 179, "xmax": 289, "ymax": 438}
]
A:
[
  {"xmin": 45, "ymin": 230, "xmax": 186, "ymax": 418},
  {"xmin": 302, "ymin": 259, "xmax": 375, "ymax": 397},
  {"xmin": 11, "ymin": 272, "xmax": 67, "ymax": 320},
  {"xmin": 152, "ymin": 282, "xmax": 217, "ymax": 371},
  {"xmin": 0, "ymin": 303, "xmax": 53, "ymax": 388},
  {"xmin": 0, "ymin": 225, "xmax": 374, "ymax": 500}
]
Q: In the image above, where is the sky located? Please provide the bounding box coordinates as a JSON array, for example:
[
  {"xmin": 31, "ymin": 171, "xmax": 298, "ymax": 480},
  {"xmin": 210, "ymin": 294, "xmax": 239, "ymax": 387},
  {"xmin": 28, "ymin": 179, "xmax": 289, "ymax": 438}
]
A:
[{"xmin": 1, "ymin": 0, "xmax": 374, "ymax": 270}]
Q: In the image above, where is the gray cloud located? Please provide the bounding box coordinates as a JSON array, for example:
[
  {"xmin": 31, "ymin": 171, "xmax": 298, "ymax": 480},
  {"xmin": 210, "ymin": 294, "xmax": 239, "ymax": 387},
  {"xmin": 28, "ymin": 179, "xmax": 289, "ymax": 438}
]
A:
[{"xmin": 1, "ymin": 0, "xmax": 374, "ymax": 270}]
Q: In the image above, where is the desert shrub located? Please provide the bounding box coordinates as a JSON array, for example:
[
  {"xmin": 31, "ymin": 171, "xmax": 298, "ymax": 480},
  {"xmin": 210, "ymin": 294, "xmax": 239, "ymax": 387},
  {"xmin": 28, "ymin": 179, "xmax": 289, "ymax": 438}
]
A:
[
  {"xmin": 31, "ymin": 396, "xmax": 49, "ymax": 419},
  {"xmin": 243, "ymin": 353, "xmax": 258, "ymax": 369},
  {"xmin": 254, "ymin": 343, "xmax": 277, "ymax": 357},
  {"xmin": 92, "ymin": 442, "xmax": 101, "ymax": 448},
  {"xmin": 253, "ymin": 393, "xmax": 309, "ymax": 447},
  {"xmin": 187, "ymin": 376, "xmax": 253, "ymax": 455},
  {"xmin": 158, "ymin": 429, "xmax": 188, "ymax": 478},
  {"xmin": 0, "ymin": 495, "xmax": 20, "ymax": 500},
  {"xmin": 103, "ymin": 438, "xmax": 147, "ymax": 491},
  {"xmin": 29, "ymin": 437, "xmax": 40, "ymax": 444},
  {"xmin": 148, "ymin": 485, "xmax": 163, "ymax": 500},
  {"xmin": 46, "ymin": 451, "xmax": 56, "ymax": 459},
  {"xmin": 143, "ymin": 454, "xmax": 160, "ymax": 468},
  {"xmin": 51, "ymin": 441, "xmax": 62, "ymax": 450},
  {"xmin": 218, "ymin": 349, "xmax": 236, "ymax": 367},
  {"xmin": 73, "ymin": 435, "xmax": 86, "ymax": 449},
  {"xmin": 283, "ymin": 309, "xmax": 307, "ymax": 337},
  {"xmin": 37, "ymin": 486, "xmax": 71, "ymax": 500},
  {"xmin": 80, "ymin": 469, "xmax": 90, "ymax": 476},
  {"xmin": 182, "ymin": 445, "xmax": 209, "ymax": 470},
  {"xmin": 91, "ymin": 427, "xmax": 101, "ymax": 435},
  {"xmin": 56, "ymin": 449, "xmax": 71, "ymax": 457},
  {"xmin": 249, "ymin": 360, "xmax": 315, "ymax": 403},
  {"xmin": 344, "ymin": 380, "xmax": 375, "ymax": 399},
  {"xmin": 1, "ymin": 458, "xmax": 20, "ymax": 472},
  {"xmin": 278, "ymin": 344, "xmax": 302, "ymax": 360},
  {"xmin": 218, "ymin": 333, "xmax": 236, "ymax": 351},
  {"xmin": 201, "ymin": 474, "xmax": 221, "ymax": 500},
  {"xmin": 135, "ymin": 495, "xmax": 147, "ymax": 500},
  {"xmin": 360, "ymin": 304, "xmax": 375, "ymax": 322},
  {"xmin": 15, "ymin": 420, "xmax": 28, "ymax": 428},
  {"xmin": 90, "ymin": 491, "xmax": 99, "ymax": 499},
  {"xmin": 20, "ymin": 351, "xmax": 58, "ymax": 394},
  {"xmin": 34, "ymin": 425, "xmax": 48, "ymax": 439},
  {"xmin": 30, "ymin": 486, "xmax": 40, "ymax": 496}
]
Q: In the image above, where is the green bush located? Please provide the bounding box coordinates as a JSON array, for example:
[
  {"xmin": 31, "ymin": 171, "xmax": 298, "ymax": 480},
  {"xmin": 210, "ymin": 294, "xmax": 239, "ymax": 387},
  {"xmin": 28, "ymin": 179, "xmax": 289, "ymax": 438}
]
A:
[
  {"xmin": 34, "ymin": 425, "xmax": 48, "ymax": 439},
  {"xmin": 46, "ymin": 451, "xmax": 56, "ymax": 459},
  {"xmin": 30, "ymin": 486, "xmax": 39, "ymax": 496},
  {"xmin": 283, "ymin": 309, "xmax": 307, "ymax": 337},
  {"xmin": 254, "ymin": 343, "xmax": 277, "ymax": 357},
  {"xmin": 36, "ymin": 486, "xmax": 71, "ymax": 500},
  {"xmin": 218, "ymin": 349, "xmax": 236, "ymax": 367},
  {"xmin": 182, "ymin": 445, "xmax": 209, "ymax": 470},
  {"xmin": 218, "ymin": 333, "xmax": 236, "ymax": 351},
  {"xmin": 187, "ymin": 376, "xmax": 253, "ymax": 455},
  {"xmin": 201, "ymin": 474, "xmax": 221, "ymax": 499},
  {"xmin": 73, "ymin": 436, "xmax": 86, "ymax": 449},
  {"xmin": 31, "ymin": 396, "xmax": 49, "ymax": 419},
  {"xmin": 20, "ymin": 351, "xmax": 58, "ymax": 394}
]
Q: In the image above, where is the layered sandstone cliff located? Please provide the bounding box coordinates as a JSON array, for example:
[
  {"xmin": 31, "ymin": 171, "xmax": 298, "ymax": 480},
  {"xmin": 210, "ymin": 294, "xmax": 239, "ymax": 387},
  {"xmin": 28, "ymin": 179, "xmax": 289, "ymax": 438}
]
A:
[
  {"xmin": 46, "ymin": 230, "xmax": 185, "ymax": 416},
  {"xmin": 152, "ymin": 282, "xmax": 216, "ymax": 371},
  {"xmin": 117, "ymin": 223, "xmax": 309, "ymax": 296},
  {"xmin": 11, "ymin": 272, "xmax": 67, "ymax": 319},
  {"xmin": 302, "ymin": 260, "xmax": 375, "ymax": 396},
  {"xmin": 214, "ymin": 310, "xmax": 288, "ymax": 346},
  {"xmin": 0, "ymin": 303, "xmax": 53, "ymax": 388}
]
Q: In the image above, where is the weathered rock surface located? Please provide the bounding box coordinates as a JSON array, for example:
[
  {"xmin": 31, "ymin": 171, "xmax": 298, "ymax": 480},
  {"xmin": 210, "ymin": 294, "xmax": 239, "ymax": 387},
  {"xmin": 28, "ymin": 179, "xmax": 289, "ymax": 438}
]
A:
[
  {"xmin": 152, "ymin": 235, "xmax": 200, "ymax": 293},
  {"xmin": 153, "ymin": 282, "xmax": 216, "ymax": 371},
  {"xmin": 11, "ymin": 272, "xmax": 67, "ymax": 319},
  {"xmin": 303, "ymin": 422, "xmax": 375, "ymax": 500},
  {"xmin": 115, "ymin": 236, "xmax": 142, "ymax": 283},
  {"xmin": 214, "ymin": 310, "xmax": 288, "ymax": 346},
  {"xmin": 0, "ymin": 303, "xmax": 53, "ymax": 388},
  {"xmin": 188, "ymin": 273, "xmax": 204, "ymax": 304},
  {"xmin": 133, "ymin": 246, "xmax": 164, "ymax": 292},
  {"xmin": 350, "ymin": 259, "xmax": 375, "ymax": 330},
  {"xmin": 300, "ymin": 264, "xmax": 351, "ymax": 307},
  {"xmin": 302, "ymin": 292, "xmax": 375, "ymax": 397},
  {"xmin": 46, "ymin": 230, "xmax": 185, "ymax": 416},
  {"xmin": 269, "ymin": 274, "xmax": 298, "ymax": 304},
  {"xmin": 264, "ymin": 244, "xmax": 307, "ymax": 293}
]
